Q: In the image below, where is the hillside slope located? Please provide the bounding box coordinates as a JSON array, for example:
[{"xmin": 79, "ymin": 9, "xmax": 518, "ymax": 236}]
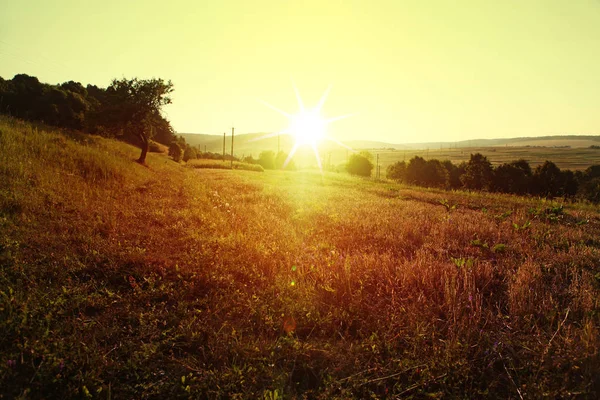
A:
[{"xmin": 1, "ymin": 116, "xmax": 599, "ymax": 398}]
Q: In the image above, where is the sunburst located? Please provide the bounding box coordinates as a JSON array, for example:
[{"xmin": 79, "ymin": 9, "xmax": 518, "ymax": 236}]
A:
[{"xmin": 252, "ymin": 83, "xmax": 353, "ymax": 171}]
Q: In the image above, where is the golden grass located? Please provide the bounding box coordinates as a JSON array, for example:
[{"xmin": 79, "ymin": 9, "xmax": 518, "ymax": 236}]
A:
[{"xmin": 1, "ymin": 115, "xmax": 599, "ymax": 398}]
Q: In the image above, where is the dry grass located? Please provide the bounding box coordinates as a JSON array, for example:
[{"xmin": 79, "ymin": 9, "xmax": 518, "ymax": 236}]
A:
[{"xmin": 1, "ymin": 115, "xmax": 599, "ymax": 398}]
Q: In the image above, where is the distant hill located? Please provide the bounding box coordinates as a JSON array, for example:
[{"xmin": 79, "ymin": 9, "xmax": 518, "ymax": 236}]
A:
[
  {"xmin": 180, "ymin": 132, "xmax": 600, "ymax": 154},
  {"xmin": 405, "ymin": 135, "xmax": 600, "ymax": 149}
]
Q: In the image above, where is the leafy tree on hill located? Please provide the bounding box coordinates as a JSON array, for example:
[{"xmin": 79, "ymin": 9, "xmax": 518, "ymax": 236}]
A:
[
  {"xmin": 0, "ymin": 74, "xmax": 177, "ymax": 163},
  {"xmin": 102, "ymin": 77, "xmax": 174, "ymax": 164},
  {"xmin": 346, "ymin": 151, "xmax": 374, "ymax": 177}
]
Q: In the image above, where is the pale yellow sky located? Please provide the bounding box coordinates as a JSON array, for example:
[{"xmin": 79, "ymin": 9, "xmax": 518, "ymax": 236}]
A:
[{"xmin": 1, "ymin": 0, "xmax": 599, "ymax": 143}]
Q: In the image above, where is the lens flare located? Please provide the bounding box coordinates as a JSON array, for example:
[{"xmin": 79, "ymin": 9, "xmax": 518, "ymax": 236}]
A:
[{"xmin": 252, "ymin": 83, "xmax": 354, "ymax": 171}]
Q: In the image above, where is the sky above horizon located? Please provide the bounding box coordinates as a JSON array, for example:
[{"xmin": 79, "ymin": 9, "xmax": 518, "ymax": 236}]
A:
[{"xmin": 1, "ymin": 0, "xmax": 599, "ymax": 143}]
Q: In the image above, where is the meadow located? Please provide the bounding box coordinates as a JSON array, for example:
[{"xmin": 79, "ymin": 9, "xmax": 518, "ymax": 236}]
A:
[{"xmin": 1, "ymin": 115, "xmax": 599, "ymax": 398}]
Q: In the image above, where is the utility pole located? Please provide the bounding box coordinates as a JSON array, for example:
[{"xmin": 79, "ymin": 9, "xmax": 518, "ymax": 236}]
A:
[
  {"xmin": 222, "ymin": 132, "xmax": 226, "ymax": 161},
  {"xmin": 230, "ymin": 127, "xmax": 235, "ymax": 168},
  {"xmin": 204, "ymin": 145, "xmax": 207, "ymax": 154},
  {"xmin": 376, "ymin": 153, "xmax": 379, "ymax": 179}
]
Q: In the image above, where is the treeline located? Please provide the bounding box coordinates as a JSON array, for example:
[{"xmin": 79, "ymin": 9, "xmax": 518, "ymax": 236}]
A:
[
  {"xmin": 387, "ymin": 154, "xmax": 600, "ymax": 203},
  {"xmin": 0, "ymin": 73, "xmax": 181, "ymax": 163}
]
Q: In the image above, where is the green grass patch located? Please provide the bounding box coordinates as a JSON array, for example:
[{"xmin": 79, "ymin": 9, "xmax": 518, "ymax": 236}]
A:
[{"xmin": 187, "ymin": 158, "xmax": 264, "ymax": 172}]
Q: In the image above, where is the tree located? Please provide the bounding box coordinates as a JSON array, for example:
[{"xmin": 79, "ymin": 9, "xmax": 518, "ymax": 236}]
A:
[
  {"xmin": 442, "ymin": 160, "xmax": 464, "ymax": 189},
  {"xmin": 105, "ymin": 78, "xmax": 174, "ymax": 164},
  {"xmin": 560, "ymin": 170, "xmax": 578, "ymax": 199},
  {"xmin": 346, "ymin": 151, "xmax": 374, "ymax": 177},
  {"xmin": 493, "ymin": 159, "xmax": 532, "ymax": 195},
  {"xmin": 275, "ymin": 151, "xmax": 296, "ymax": 170},
  {"xmin": 405, "ymin": 156, "xmax": 427, "ymax": 185},
  {"xmin": 423, "ymin": 159, "xmax": 449, "ymax": 188},
  {"xmin": 532, "ymin": 161, "xmax": 562, "ymax": 197},
  {"xmin": 183, "ymin": 146, "xmax": 197, "ymax": 162},
  {"xmin": 258, "ymin": 150, "xmax": 276, "ymax": 169},
  {"xmin": 168, "ymin": 142, "xmax": 182, "ymax": 162},
  {"xmin": 461, "ymin": 153, "xmax": 493, "ymax": 190},
  {"xmin": 387, "ymin": 161, "xmax": 407, "ymax": 181}
]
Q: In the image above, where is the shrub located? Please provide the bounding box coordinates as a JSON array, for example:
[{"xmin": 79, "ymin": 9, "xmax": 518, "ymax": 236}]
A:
[
  {"xmin": 168, "ymin": 142, "xmax": 182, "ymax": 162},
  {"xmin": 346, "ymin": 151, "xmax": 374, "ymax": 177}
]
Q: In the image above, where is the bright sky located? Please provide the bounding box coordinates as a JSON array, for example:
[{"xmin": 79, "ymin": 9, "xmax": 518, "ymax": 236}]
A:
[{"xmin": 1, "ymin": 0, "xmax": 599, "ymax": 143}]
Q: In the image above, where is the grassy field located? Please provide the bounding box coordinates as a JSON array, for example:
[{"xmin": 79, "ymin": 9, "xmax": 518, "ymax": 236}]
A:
[{"xmin": 1, "ymin": 115, "xmax": 600, "ymax": 398}]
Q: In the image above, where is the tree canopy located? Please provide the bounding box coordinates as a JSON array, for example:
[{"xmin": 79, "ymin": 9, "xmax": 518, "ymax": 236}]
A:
[{"xmin": 0, "ymin": 74, "xmax": 177, "ymax": 164}]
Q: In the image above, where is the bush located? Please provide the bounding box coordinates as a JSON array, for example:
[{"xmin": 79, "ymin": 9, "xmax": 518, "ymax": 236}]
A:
[
  {"xmin": 346, "ymin": 151, "xmax": 374, "ymax": 177},
  {"xmin": 258, "ymin": 151, "xmax": 276, "ymax": 170},
  {"xmin": 183, "ymin": 146, "xmax": 197, "ymax": 162},
  {"xmin": 387, "ymin": 161, "xmax": 406, "ymax": 181},
  {"xmin": 168, "ymin": 142, "xmax": 182, "ymax": 162}
]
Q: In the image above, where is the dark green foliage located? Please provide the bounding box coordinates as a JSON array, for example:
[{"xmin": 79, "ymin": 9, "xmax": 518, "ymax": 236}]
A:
[
  {"xmin": 0, "ymin": 74, "xmax": 177, "ymax": 163},
  {"xmin": 388, "ymin": 154, "xmax": 600, "ymax": 203},
  {"xmin": 169, "ymin": 142, "xmax": 182, "ymax": 162},
  {"xmin": 461, "ymin": 153, "xmax": 494, "ymax": 190},
  {"xmin": 399, "ymin": 157, "xmax": 449, "ymax": 188},
  {"xmin": 532, "ymin": 161, "xmax": 562, "ymax": 197},
  {"xmin": 493, "ymin": 159, "xmax": 532, "ymax": 194},
  {"xmin": 386, "ymin": 160, "xmax": 406, "ymax": 181},
  {"xmin": 183, "ymin": 146, "xmax": 197, "ymax": 162},
  {"xmin": 405, "ymin": 156, "xmax": 427, "ymax": 184},
  {"xmin": 442, "ymin": 160, "xmax": 464, "ymax": 189},
  {"xmin": 346, "ymin": 151, "xmax": 374, "ymax": 177}
]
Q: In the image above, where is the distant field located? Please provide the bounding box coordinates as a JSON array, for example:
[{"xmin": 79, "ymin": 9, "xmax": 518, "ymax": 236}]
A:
[
  {"xmin": 1, "ymin": 116, "xmax": 599, "ymax": 398},
  {"xmin": 500, "ymin": 138, "xmax": 600, "ymax": 148},
  {"xmin": 321, "ymin": 146, "xmax": 600, "ymax": 172}
]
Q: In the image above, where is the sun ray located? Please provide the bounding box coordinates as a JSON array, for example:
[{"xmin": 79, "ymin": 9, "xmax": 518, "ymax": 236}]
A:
[
  {"xmin": 326, "ymin": 113, "xmax": 354, "ymax": 124},
  {"xmin": 310, "ymin": 142, "xmax": 323, "ymax": 173},
  {"xmin": 247, "ymin": 130, "xmax": 288, "ymax": 143},
  {"xmin": 292, "ymin": 80, "xmax": 305, "ymax": 112},
  {"xmin": 324, "ymin": 136, "xmax": 354, "ymax": 151},
  {"xmin": 283, "ymin": 142, "xmax": 299, "ymax": 169},
  {"xmin": 257, "ymin": 98, "xmax": 291, "ymax": 118},
  {"xmin": 315, "ymin": 85, "xmax": 332, "ymax": 112}
]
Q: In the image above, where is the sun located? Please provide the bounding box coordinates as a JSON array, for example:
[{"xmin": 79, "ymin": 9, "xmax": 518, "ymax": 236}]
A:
[
  {"xmin": 288, "ymin": 109, "xmax": 326, "ymax": 146},
  {"xmin": 252, "ymin": 83, "xmax": 353, "ymax": 171}
]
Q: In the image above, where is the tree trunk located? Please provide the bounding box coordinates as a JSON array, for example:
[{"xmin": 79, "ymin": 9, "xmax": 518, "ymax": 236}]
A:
[{"xmin": 137, "ymin": 133, "xmax": 149, "ymax": 164}]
